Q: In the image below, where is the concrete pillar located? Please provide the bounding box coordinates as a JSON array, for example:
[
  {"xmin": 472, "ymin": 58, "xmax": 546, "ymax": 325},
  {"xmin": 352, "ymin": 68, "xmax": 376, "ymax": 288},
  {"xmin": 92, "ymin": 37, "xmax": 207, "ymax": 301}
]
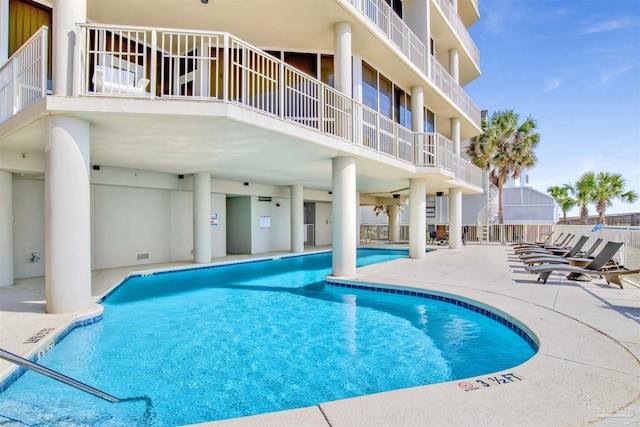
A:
[
  {"xmin": 411, "ymin": 86, "xmax": 424, "ymax": 132},
  {"xmin": 352, "ymin": 55, "xmax": 363, "ymax": 103},
  {"xmin": 449, "ymin": 49, "xmax": 459, "ymax": 84},
  {"xmin": 193, "ymin": 172, "xmax": 211, "ymax": 263},
  {"xmin": 0, "ymin": 171, "xmax": 13, "ymax": 287},
  {"xmin": 411, "ymin": 86, "xmax": 425, "ymax": 163},
  {"xmin": 389, "ymin": 204, "xmax": 400, "ymax": 242},
  {"xmin": 332, "ymin": 156, "xmax": 356, "ymax": 277},
  {"xmin": 451, "ymin": 117, "xmax": 461, "ymax": 155},
  {"xmin": 0, "ymin": 0, "xmax": 8, "ymax": 63},
  {"xmin": 53, "ymin": 0, "xmax": 87, "ymax": 96},
  {"xmin": 45, "ymin": 116, "xmax": 91, "ymax": 314},
  {"xmin": 449, "ymin": 188, "xmax": 462, "ymax": 249},
  {"xmin": 334, "ymin": 22, "xmax": 352, "ymax": 96},
  {"xmin": 356, "ymin": 191, "xmax": 361, "ymax": 246},
  {"xmin": 409, "ymin": 178, "xmax": 426, "ymax": 258},
  {"xmin": 290, "ymin": 184, "xmax": 304, "ymax": 253}
]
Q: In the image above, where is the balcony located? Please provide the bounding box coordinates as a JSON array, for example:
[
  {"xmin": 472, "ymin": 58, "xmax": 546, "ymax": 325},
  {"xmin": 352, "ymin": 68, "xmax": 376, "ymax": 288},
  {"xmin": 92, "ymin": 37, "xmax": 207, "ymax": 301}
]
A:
[
  {"xmin": 0, "ymin": 24, "xmax": 483, "ymax": 189},
  {"xmin": 433, "ymin": 0, "xmax": 480, "ymax": 68},
  {"xmin": 0, "ymin": 27, "xmax": 48, "ymax": 124},
  {"xmin": 343, "ymin": 0, "xmax": 480, "ymax": 126}
]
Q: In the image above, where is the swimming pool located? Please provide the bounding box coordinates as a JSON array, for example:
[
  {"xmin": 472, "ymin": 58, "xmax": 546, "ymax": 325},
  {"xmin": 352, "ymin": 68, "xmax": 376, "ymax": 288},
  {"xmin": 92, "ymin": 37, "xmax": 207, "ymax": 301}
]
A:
[{"xmin": 0, "ymin": 249, "xmax": 536, "ymax": 426}]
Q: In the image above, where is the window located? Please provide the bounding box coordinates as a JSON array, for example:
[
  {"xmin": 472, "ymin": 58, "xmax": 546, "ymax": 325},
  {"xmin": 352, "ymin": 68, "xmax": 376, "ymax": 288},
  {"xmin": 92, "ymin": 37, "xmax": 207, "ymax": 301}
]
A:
[
  {"xmin": 284, "ymin": 52, "xmax": 318, "ymax": 78},
  {"xmin": 424, "ymin": 108, "xmax": 435, "ymax": 132},
  {"xmin": 385, "ymin": 0, "xmax": 403, "ymax": 18},
  {"xmin": 320, "ymin": 55, "xmax": 334, "ymax": 87},
  {"xmin": 379, "ymin": 75, "xmax": 392, "ymax": 119},
  {"xmin": 395, "ymin": 89, "xmax": 411, "ymax": 128},
  {"xmin": 362, "ymin": 62, "xmax": 378, "ymax": 111}
]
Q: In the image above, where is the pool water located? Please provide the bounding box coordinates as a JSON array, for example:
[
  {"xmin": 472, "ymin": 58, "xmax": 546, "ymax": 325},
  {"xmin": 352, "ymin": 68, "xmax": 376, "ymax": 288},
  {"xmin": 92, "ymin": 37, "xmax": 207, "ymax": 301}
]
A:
[{"xmin": 0, "ymin": 249, "xmax": 536, "ymax": 426}]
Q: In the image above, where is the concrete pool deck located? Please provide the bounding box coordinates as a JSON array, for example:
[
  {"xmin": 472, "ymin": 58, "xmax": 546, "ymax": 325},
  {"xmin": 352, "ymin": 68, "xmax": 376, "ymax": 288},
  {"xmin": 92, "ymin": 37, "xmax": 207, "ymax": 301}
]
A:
[{"xmin": 1, "ymin": 244, "xmax": 639, "ymax": 426}]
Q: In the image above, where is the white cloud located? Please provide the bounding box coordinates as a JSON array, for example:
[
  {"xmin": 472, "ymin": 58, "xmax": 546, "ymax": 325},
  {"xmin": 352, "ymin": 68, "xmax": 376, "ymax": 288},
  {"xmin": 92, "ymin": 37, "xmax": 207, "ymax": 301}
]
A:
[
  {"xmin": 543, "ymin": 78, "xmax": 562, "ymax": 94},
  {"xmin": 581, "ymin": 17, "xmax": 637, "ymax": 34},
  {"xmin": 600, "ymin": 64, "xmax": 637, "ymax": 83}
]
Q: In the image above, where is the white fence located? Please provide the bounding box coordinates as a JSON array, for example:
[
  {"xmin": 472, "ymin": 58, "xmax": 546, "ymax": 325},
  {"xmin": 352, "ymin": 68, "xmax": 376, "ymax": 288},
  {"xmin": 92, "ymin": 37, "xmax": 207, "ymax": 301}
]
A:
[
  {"xmin": 360, "ymin": 223, "xmax": 640, "ymax": 285},
  {"xmin": 346, "ymin": 0, "xmax": 480, "ymax": 125},
  {"xmin": 0, "ymin": 27, "xmax": 48, "ymax": 124},
  {"xmin": 433, "ymin": 0, "xmax": 480, "ymax": 67},
  {"xmin": 74, "ymin": 24, "xmax": 483, "ymax": 188}
]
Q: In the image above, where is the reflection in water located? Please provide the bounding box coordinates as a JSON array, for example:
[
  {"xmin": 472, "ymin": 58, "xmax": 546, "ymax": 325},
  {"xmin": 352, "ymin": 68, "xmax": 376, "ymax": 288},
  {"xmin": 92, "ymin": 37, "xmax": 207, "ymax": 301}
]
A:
[{"xmin": 342, "ymin": 294, "xmax": 357, "ymax": 354}]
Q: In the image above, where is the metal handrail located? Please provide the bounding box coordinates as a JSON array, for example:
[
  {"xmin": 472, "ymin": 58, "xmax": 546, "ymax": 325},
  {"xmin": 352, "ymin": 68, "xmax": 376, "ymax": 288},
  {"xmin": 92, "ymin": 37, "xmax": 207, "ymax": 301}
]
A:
[{"xmin": 0, "ymin": 348, "xmax": 120, "ymax": 402}]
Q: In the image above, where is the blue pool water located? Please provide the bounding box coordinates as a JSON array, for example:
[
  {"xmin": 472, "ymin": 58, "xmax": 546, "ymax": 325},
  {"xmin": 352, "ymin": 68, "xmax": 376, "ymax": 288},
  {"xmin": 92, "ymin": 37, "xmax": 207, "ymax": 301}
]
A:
[{"xmin": 0, "ymin": 249, "xmax": 536, "ymax": 426}]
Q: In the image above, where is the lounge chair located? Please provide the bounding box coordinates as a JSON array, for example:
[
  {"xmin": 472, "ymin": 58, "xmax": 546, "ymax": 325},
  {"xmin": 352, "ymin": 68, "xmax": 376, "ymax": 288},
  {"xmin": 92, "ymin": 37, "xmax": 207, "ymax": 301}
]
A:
[
  {"xmin": 524, "ymin": 241, "xmax": 624, "ymax": 285},
  {"xmin": 519, "ymin": 236, "xmax": 589, "ymax": 265},
  {"xmin": 511, "ymin": 231, "xmax": 559, "ymax": 248},
  {"xmin": 514, "ymin": 234, "xmax": 575, "ymax": 255}
]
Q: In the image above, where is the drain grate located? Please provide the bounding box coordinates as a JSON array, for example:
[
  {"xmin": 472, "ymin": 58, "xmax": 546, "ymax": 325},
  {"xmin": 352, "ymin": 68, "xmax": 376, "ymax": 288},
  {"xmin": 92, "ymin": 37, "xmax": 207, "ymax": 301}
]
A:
[{"xmin": 24, "ymin": 328, "xmax": 55, "ymax": 344}]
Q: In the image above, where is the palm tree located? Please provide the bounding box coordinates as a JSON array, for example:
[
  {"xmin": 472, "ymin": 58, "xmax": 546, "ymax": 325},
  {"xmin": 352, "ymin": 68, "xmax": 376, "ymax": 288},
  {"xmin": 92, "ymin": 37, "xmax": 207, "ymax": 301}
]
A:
[
  {"xmin": 572, "ymin": 173, "xmax": 595, "ymax": 224},
  {"xmin": 590, "ymin": 172, "xmax": 638, "ymax": 224},
  {"xmin": 466, "ymin": 109, "xmax": 540, "ymax": 243},
  {"xmin": 546, "ymin": 184, "xmax": 575, "ymax": 223}
]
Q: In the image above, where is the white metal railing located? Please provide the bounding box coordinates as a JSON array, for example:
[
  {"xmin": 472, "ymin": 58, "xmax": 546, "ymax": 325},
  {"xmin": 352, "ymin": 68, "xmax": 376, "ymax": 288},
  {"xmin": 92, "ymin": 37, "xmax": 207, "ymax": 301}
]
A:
[
  {"xmin": 304, "ymin": 223, "xmax": 315, "ymax": 246},
  {"xmin": 434, "ymin": 0, "xmax": 480, "ymax": 67},
  {"xmin": 345, "ymin": 0, "xmax": 480, "ymax": 125},
  {"xmin": 0, "ymin": 26, "xmax": 48, "ymax": 124},
  {"xmin": 349, "ymin": 0, "xmax": 426, "ymax": 73},
  {"xmin": 73, "ymin": 24, "xmax": 482, "ymax": 186},
  {"xmin": 430, "ymin": 58, "xmax": 481, "ymax": 125}
]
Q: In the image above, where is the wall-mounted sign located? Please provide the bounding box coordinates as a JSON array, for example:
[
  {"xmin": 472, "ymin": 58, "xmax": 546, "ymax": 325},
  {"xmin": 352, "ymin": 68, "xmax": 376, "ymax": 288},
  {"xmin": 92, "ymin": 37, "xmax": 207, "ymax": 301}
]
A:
[
  {"xmin": 210, "ymin": 213, "xmax": 218, "ymax": 226},
  {"xmin": 260, "ymin": 215, "xmax": 270, "ymax": 229}
]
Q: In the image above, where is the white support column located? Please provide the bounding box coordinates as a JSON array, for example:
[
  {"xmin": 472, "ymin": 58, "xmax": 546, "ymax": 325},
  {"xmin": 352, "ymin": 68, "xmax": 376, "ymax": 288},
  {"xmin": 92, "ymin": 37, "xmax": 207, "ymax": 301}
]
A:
[
  {"xmin": 409, "ymin": 178, "xmax": 427, "ymax": 258},
  {"xmin": 193, "ymin": 172, "xmax": 211, "ymax": 263},
  {"xmin": 449, "ymin": 48, "xmax": 459, "ymax": 84},
  {"xmin": 332, "ymin": 156, "xmax": 356, "ymax": 277},
  {"xmin": 411, "ymin": 86, "xmax": 424, "ymax": 132},
  {"xmin": 449, "ymin": 188, "xmax": 462, "ymax": 249},
  {"xmin": 334, "ymin": 22, "xmax": 352, "ymax": 96},
  {"xmin": 52, "ymin": 0, "xmax": 87, "ymax": 96},
  {"xmin": 411, "ymin": 86, "xmax": 425, "ymax": 163},
  {"xmin": 0, "ymin": 171, "xmax": 13, "ymax": 287},
  {"xmin": 451, "ymin": 117, "xmax": 461, "ymax": 155},
  {"xmin": 389, "ymin": 204, "xmax": 400, "ymax": 242},
  {"xmin": 0, "ymin": 0, "xmax": 9, "ymax": 64},
  {"xmin": 356, "ymin": 191, "xmax": 361, "ymax": 247},
  {"xmin": 45, "ymin": 116, "xmax": 91, "ymax": 314},
  {"xmin": 352, "ymin": 55, "xmax": 363, "ymax": 103},
  {"xmin": 290, "ymin": 184, "xmax": 304, "ymax": 253}
]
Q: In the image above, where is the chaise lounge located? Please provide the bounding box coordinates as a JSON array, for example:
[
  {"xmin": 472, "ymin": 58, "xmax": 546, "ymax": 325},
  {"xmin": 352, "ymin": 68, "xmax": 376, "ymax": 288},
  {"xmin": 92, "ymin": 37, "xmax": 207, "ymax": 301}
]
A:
[
  {"xmin": 519, "ymin": 236, "xmax": 590, "ymax": 265},
  {"xmin": 524, "ymin": 241, "xmax": 637, "ymax": 287}
]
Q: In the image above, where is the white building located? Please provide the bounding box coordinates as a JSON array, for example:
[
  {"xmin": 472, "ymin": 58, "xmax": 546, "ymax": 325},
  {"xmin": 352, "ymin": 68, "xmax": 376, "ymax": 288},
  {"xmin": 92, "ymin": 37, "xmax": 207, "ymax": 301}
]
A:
[{"xmin": 0, "ymin": 0, "xmax": 483, "ymax": 314}]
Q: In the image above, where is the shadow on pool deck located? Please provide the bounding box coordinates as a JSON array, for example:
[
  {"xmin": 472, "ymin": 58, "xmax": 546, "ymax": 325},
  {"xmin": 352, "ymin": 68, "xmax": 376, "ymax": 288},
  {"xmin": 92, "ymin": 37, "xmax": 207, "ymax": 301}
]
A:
[{"xmin": 1, "ymin": 244, "xmax": 639, "ymax": 426}]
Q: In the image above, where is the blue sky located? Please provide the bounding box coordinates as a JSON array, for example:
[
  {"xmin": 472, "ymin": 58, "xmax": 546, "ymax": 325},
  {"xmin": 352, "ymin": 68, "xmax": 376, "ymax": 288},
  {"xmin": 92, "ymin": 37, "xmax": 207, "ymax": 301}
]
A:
[{"xmin": 466, "ymin": 0, "xmax": 640, "ymax": 216}]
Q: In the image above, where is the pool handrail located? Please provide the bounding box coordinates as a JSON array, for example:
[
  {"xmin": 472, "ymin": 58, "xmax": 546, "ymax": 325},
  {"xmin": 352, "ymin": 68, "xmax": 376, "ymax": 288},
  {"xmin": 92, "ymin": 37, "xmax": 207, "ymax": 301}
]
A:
[{"xmin": 0, "ymin": 347, "xmax": 120, "ymax": 403}]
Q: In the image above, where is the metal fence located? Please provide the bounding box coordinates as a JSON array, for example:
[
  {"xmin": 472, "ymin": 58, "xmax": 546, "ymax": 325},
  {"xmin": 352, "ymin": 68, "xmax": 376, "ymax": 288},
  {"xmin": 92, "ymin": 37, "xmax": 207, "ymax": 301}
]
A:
[
  {"xmin": 73, "ymin": 23, "xmax": 483, "ymax": 188},
  {"xmin": 0, "ymin": 26, "xmax": 48, "ymax": 124},
  {"xmin": 359, "ymin": 223, "xmax": 640, "ymax": 285},
  {"xmin": 346, "ymin": 0, "xmax": 480, "ymax": 125}
]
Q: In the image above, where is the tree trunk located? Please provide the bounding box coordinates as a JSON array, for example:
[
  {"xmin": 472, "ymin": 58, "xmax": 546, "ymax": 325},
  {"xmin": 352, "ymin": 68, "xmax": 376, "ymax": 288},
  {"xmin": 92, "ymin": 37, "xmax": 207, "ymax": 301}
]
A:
[
  {"xmin": 580, "ymin": 205, "xmax": 589, "ymax": 224},
  {"xmin": 597, "ymin": 200, "xmax": 607, "ymax": 225}
]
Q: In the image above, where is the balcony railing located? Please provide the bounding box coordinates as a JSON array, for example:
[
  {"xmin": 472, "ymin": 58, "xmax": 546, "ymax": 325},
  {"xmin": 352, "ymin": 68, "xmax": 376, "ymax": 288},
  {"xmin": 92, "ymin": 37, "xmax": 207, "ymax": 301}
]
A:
[
  {"xmin": 345, "ymin": 0, "xmax": 480, "ymax": 125},
  {"xmin": 429, "ymin": 58, "xmax": 480, "ymax": 125},
  {"xmin": 0, "ymin": 23, "xmax": 482, "ymax": 189},
  {"xmin": 0, "ymin": 26, "xmax": 48, "ymax": 124},
  {"xmin": 434, "ymin": 0, "xmax": 480, "ymax": 67},
  {"xmin": 74, "ymin": 24, "xmax": 482, "ymax": 188}
]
